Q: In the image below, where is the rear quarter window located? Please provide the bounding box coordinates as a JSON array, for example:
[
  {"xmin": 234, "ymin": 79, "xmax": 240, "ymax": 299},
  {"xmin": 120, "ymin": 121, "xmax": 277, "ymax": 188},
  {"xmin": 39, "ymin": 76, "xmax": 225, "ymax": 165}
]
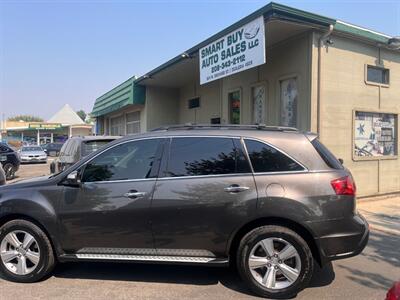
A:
[
  {"xmin": 244, "ymin": 139, "xmax": 304, "ymax": 173},
  {"xmin": 311, "ymin": 139, "xmax": 343, "ymax": 170}
]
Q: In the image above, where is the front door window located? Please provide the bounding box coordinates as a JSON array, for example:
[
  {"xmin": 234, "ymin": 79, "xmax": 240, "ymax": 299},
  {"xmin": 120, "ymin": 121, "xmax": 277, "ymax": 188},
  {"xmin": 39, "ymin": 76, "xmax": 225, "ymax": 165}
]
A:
[
  {"xmin": 229, "ymin": 90, "xmax": 241, "ymax": 124},
  {"xmin": 81, "ymin": 139, "xmax": 160, "ymax": 182}
]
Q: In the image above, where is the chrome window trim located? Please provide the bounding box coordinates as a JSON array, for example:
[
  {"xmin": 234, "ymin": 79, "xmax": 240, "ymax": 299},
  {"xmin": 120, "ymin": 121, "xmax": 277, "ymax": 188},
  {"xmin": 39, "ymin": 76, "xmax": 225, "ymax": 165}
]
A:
[
  {"xmin": 82, "ymin": 178, "xmax": 157, "ymax": 185},
  {"xmin": 158, "ymin": 172, "xmax": 254, "ymax": 181},
  {"xmin": 243, "ymin": 137, "xmax": 309, "ymax": 173}
]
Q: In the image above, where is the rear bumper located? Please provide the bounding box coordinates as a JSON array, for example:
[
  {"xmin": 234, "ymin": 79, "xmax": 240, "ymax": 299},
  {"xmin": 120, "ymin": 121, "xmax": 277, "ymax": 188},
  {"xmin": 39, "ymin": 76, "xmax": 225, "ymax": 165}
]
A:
[{"xmin": 312, "ymin": 213, "xmax": 369, "ymax": 263}]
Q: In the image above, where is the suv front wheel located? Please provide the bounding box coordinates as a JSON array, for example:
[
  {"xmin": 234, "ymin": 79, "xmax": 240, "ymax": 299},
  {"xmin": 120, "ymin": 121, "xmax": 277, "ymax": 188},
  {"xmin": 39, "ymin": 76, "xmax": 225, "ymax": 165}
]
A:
[
  {"xmin": 0, "ymin": 219, "xmax": 55, "ymax": 282},
  {"xmin": 237, "ymin": 225, "xmax": 314, "ymax": 299}
]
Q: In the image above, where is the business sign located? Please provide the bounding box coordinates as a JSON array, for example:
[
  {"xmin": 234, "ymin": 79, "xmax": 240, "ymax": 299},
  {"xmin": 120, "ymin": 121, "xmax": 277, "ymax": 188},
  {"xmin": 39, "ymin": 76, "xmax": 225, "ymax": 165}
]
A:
[
  {"xmin": 28, "ymin": 123, "xmax": 62, "ymax": 130},
  {"xmin": 199, "ymin": 16, "xmax": 265, "ymax": 85}
]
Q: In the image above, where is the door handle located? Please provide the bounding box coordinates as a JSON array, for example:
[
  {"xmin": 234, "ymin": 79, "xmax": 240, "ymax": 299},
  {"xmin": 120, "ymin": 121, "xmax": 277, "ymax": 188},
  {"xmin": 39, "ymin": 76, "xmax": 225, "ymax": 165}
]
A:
[
  {"xmin": 224, "ymin": 185, "xmax": 250, "ymax": 193},
  {"xmin": 124, "ymin": 191, "xmax": 147, "ymax": 199}
]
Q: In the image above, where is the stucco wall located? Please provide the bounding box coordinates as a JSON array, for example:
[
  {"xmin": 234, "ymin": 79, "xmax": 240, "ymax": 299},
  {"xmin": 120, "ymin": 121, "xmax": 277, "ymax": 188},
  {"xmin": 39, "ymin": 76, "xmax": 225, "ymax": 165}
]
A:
[
  {"xmin": 313, "ymin": 33, "xmax": 400, "ymax": 196},
  {"xmin": 145, "ymin": 86, "xmax": 179, "ymax": 130},
  {"xmin": 177, "ymin": 33, "xmax": 312, "ymax": 131}
]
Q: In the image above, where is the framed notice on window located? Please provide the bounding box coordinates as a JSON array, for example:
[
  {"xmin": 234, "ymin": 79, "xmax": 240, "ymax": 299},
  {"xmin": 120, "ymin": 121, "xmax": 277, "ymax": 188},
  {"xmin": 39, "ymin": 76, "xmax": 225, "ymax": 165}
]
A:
[{"xmin": 354, "ymin": 111, "xmax": 397, "ymax": 158}]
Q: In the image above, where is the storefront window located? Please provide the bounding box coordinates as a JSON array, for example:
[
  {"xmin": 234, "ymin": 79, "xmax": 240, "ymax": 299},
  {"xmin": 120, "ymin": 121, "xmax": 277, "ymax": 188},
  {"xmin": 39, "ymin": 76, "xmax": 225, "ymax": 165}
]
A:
[
  {"xmin": 126, "ymin": 111, "xmax": 141, "ymax": 134},
  {"xmin": 229, "ymin": 90, "xmax": 241, "ymax": 124},
  {"xmin": 280, "ymin": 78, "xmax": 298, "ymax": 128},
  {"xmin": 110, "ymin": 116, "xmax": 124, "ymax": 136},
  {"xmin": 354, "ymin": 111, "xmax": 397, "ymax": 157},
  {"xmin": 252, "ymin": 85, "xmax": 266, "ymax": 124}
]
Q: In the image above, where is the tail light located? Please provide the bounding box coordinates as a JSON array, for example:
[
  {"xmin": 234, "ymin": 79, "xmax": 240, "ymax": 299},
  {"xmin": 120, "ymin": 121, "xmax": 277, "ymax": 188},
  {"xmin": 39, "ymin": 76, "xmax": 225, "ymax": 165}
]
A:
[{"xmin": 331, "ymin": 176, "xmax": 356, "ymax": 196}]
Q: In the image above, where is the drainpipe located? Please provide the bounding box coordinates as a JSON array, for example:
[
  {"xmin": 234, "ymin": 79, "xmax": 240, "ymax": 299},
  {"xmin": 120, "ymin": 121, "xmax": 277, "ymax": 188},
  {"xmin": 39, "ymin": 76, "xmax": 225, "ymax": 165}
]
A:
[{"xmin": 317, "ymin": 24, "xmax": 333, "ymax": 137}]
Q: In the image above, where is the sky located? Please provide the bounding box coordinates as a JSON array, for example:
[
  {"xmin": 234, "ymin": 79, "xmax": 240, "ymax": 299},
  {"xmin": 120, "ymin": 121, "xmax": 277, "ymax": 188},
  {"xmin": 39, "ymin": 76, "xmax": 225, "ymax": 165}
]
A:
[{"xmin": 0, "ymin": 0, "xmax": 399, "ymax": 120}]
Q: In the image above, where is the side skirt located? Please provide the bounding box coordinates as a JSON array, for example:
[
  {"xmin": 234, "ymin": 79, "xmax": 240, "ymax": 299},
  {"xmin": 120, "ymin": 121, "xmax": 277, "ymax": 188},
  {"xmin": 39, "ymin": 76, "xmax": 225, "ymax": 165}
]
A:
[{"xmin": 58, "ymin": 253, "xmax": 229, "ymax": 266}]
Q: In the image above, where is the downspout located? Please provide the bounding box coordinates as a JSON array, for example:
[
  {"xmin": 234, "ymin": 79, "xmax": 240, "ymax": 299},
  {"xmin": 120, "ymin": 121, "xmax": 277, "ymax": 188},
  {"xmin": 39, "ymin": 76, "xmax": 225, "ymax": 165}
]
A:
[{"xmin": 317, "ymin": 24, "xmax": 333, "ymax": 137}]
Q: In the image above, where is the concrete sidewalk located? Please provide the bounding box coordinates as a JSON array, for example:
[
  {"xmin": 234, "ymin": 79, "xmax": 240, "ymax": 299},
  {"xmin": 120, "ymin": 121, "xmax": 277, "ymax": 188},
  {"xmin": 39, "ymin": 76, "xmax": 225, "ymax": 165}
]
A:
[{"xmin": 358, "ymin": 196, "xmax": 400, "ymax": 236}]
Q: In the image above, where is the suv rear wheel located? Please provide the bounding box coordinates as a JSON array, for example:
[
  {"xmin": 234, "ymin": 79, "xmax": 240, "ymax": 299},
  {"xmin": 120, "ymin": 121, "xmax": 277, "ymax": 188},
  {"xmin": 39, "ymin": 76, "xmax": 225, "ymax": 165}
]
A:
[
  {"xmin": 0, "ymin": 220, "xmax": 55, "ymax": 282},
  {"xmin": 237, "ymin": 225, "xmax": 313, "ymax": 299}
]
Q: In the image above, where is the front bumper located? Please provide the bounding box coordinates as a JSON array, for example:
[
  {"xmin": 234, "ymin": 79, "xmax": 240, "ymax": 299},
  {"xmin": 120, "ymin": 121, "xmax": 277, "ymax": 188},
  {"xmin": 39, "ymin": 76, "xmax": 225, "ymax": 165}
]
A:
[
  {"xmin": 311, "ymin": 213, "xmax": 369, "ymax": 264},
  {"xmin": 21, "ymin": 157, "xmax": 47, "ymax": 163}
]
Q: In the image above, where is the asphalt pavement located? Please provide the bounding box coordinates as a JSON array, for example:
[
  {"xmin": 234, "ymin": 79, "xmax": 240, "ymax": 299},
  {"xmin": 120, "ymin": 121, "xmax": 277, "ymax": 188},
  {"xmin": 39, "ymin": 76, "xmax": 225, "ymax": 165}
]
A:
[{"xmin": 1, "ymin": 162, "xmax": 399, "ymax": 300}]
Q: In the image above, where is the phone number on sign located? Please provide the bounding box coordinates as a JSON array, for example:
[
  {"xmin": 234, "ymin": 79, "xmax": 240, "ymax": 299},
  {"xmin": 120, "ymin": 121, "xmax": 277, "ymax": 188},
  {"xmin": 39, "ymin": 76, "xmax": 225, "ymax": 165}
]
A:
[{"xmin": 211, "ymin": 55, "xmax": 246, "ymax": 73}]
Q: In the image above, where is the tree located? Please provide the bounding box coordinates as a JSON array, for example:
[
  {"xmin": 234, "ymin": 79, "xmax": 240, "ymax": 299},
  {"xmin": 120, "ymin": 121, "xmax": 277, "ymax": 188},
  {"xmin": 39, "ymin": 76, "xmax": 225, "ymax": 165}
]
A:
[
  {"xmin": 76, "ymin": 110, "xmax": 87, "ymax": 121},
  {"xmin": 7, "ymin": 115, "xmax": 43, "ymax": 122}
]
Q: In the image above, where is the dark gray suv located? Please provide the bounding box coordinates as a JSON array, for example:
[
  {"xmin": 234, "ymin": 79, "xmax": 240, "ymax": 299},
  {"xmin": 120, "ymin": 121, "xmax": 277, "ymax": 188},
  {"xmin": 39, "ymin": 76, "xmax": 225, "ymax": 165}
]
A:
[{"xmin": 0, "ymin": 125, "xmax": 368, "ymax": 299}]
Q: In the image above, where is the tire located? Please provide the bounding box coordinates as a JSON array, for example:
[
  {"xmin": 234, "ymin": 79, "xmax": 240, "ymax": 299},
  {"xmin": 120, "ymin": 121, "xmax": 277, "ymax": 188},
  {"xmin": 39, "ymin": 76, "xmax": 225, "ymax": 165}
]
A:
[
  {"xmin": 3, "ymin": 163, "xmax": 15, "ymax": 180},
  {"xmin": 0, "ymin": 219, "xmax": 55, "ymax": 283},
  {"xmin": 237, "ymin": 225, "xmax": 314, "ymax": 299}
]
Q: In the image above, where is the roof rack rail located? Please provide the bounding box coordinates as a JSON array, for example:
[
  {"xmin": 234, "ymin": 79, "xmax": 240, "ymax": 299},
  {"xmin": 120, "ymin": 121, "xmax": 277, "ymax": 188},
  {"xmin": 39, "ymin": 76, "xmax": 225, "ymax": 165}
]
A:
[{"xmin": 151, "ymin": 123, "xmax": 298, "ymax": 132}]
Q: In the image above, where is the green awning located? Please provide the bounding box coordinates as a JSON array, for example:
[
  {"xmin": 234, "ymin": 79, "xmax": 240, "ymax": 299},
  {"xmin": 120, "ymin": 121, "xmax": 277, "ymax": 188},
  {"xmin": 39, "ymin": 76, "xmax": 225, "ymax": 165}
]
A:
[{"xmin": 91, "ymin": 76, "xmax": 146, "ymax": 117}]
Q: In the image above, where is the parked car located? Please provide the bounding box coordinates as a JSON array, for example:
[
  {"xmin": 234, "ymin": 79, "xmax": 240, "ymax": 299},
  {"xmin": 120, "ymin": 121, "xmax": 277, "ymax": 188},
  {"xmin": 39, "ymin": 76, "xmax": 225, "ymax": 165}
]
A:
[
  {"xmin": 50, "ymin": 136, "xmax": 119, "ymax": 174},
  {"xmin": 19, "ymin": 146, "xmax": 48, "ymax": 164},
  {"xmin": 0, "ymin": 125, "xmax": 369, "ymax": 298},
  {"xmin": 0, "ymin": 142, "xmax": 20, "ymax": 180},
  {"xmin": 42, "ymin": 143, "xmax": 64, "ymax": 157},
  {"xmin": 0, "ymin": 163, "xmax": 5, "ymax": 185}
]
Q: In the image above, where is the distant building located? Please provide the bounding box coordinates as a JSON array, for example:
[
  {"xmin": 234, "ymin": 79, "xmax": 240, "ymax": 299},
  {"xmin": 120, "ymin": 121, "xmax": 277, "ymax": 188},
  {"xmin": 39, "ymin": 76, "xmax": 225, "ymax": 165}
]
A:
[
  {"xmin": 91, "ymin": 2, "xmax": 400, "ymax": 197},
  {"xmin": 1, "ymin": 104, "xmax": 93, "ymax": 145}
]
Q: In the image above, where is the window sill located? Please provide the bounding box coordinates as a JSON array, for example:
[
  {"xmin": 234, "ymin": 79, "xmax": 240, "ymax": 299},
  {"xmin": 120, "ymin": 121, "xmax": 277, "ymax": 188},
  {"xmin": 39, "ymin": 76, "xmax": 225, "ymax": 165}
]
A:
[
  {"xmin": 352, "ymin": 155, "xmax": 398, "ymax": 162},
  {"xmin": 364, "ymin": 80, "xmax": 390, "ymax": 88}
]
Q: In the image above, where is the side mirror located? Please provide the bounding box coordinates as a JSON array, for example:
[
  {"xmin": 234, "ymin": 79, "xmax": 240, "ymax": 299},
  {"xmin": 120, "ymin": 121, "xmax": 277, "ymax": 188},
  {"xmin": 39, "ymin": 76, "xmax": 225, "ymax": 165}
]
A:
[
  {"xmin": 64, "ymin": 170, "xmax": 81, "ymax": 187},
  {"xmin": 338, "ymin": 158, "xmax": 344, "ymax": 165}
]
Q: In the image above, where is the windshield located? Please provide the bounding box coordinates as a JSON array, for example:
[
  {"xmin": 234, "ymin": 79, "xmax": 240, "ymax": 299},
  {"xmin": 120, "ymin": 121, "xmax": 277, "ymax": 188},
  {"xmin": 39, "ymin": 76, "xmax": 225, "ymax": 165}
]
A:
[
  {"xmin": 81, "ymin": 140, "xmax": 113, "ymax": 157},
  {"xmin": 22, "ymin": 147, "xmax": 43, "ymax": 152}
]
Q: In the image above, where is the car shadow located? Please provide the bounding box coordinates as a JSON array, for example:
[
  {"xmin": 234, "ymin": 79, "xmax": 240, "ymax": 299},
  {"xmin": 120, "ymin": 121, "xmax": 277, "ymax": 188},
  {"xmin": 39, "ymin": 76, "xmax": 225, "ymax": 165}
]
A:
[
  {"xmin": 335, "ymin": 230, "xmax": 400, "ymax": 291},
  {"xmin": 49, "ymin": 259, "xmax": 335, "ymax": 298}
]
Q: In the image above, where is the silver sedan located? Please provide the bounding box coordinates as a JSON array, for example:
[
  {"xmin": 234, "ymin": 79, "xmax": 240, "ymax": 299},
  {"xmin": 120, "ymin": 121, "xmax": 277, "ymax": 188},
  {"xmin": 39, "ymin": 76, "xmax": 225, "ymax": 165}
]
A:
[{"xmin": 19, "ymin": 146, "xmax": 48, "ymax": 164}]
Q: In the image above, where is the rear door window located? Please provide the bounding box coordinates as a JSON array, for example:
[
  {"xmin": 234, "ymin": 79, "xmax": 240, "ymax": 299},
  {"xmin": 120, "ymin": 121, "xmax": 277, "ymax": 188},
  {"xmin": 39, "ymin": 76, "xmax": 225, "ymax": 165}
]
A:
[
  {"xmin": 244, "ymin": 139, "xmax": 304, "ymax": 173},
  {"xmin": 166, "ymin": 137, "xmax": 250, "ymax": 177}
]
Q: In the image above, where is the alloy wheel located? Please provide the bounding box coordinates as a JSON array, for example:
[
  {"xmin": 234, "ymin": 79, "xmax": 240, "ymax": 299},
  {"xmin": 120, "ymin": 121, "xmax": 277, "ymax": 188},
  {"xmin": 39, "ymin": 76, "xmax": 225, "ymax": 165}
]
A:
[
  {"xmin": 248, "ymin": 237, "xmax": 301, "ymax": 290},
  {"xmin": 0, "ymin": 230, "xmax": 41, "ymax": 275},
  {"xmin": 3, "ymin": 164, "xmax": 15, "ymax": 180}
]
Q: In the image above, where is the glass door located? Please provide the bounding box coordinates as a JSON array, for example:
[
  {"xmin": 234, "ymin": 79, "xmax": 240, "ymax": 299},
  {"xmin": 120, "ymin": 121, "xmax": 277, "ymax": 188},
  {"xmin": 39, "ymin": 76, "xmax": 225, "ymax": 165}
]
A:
[{"xmin": 228, "ymin": 90, "xmax": 241, "ymax": 124}]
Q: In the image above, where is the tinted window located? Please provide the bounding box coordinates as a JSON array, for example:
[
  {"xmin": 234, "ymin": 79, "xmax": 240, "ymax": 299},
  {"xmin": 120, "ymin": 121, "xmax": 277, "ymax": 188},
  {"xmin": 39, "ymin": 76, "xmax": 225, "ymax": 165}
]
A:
[
  {"xmin": 245, "ymin": 139, "xmax": 304, "ymax": 173},
  {"xmin": 311, "ymin": 139, "xmax": 343, "ymax": 169},
  {"xmin": 166, "ymin": 137, "xmax": 250, "ymax": 177},
  {"xmin": 82, "ymin": 140, "xmax": 114, "ymax": 157},
  {"xmin": 82, "ymin": 139, "xmax": 160, "ymax": 182}
]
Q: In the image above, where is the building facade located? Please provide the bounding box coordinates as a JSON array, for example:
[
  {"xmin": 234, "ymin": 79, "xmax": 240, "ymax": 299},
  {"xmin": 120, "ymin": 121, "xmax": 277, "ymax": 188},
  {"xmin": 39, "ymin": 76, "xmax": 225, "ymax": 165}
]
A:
[
  {"xmin": 91, "ymin": 3, "xmax": 400, "ymax": 197},
  {"xmin": 1, "ymin": 104, "xmax": 93, "ymax": 146}
]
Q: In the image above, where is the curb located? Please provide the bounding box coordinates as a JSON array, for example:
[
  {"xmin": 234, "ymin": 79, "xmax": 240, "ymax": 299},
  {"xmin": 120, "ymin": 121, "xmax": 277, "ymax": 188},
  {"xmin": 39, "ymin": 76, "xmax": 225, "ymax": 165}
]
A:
[{"xmin": 357, "ymin": 193, "xmax": 400, "ymax": 203}]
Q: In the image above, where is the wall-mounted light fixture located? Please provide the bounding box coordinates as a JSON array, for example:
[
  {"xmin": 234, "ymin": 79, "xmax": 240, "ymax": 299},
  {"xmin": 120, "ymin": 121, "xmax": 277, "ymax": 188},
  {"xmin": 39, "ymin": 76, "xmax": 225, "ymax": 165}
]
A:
[{"xmin": 181, "ymin": 52, "xmax": 192, "ymax": 59}]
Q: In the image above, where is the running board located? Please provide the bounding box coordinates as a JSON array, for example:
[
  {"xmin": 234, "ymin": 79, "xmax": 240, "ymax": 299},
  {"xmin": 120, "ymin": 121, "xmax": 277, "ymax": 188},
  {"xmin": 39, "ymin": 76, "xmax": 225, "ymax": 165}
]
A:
[{"xmin": 71, "ymin": 253, "xmax": 229, "ymax": 265}]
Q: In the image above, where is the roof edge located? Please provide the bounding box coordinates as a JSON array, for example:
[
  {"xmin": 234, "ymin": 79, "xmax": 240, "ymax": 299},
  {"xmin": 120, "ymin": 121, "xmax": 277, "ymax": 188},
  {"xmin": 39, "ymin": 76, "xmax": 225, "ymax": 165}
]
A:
[{"xmin": 135, "ymin": 2, "xmax": 335, "ymax": 84}]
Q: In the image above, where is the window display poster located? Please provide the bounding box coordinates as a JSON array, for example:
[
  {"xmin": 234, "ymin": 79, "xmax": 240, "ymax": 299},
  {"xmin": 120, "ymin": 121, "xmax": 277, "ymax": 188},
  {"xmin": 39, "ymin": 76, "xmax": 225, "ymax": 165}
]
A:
[{"xmin": 354, "ymin": 111, "xmax": 397, "ymax": 157}]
